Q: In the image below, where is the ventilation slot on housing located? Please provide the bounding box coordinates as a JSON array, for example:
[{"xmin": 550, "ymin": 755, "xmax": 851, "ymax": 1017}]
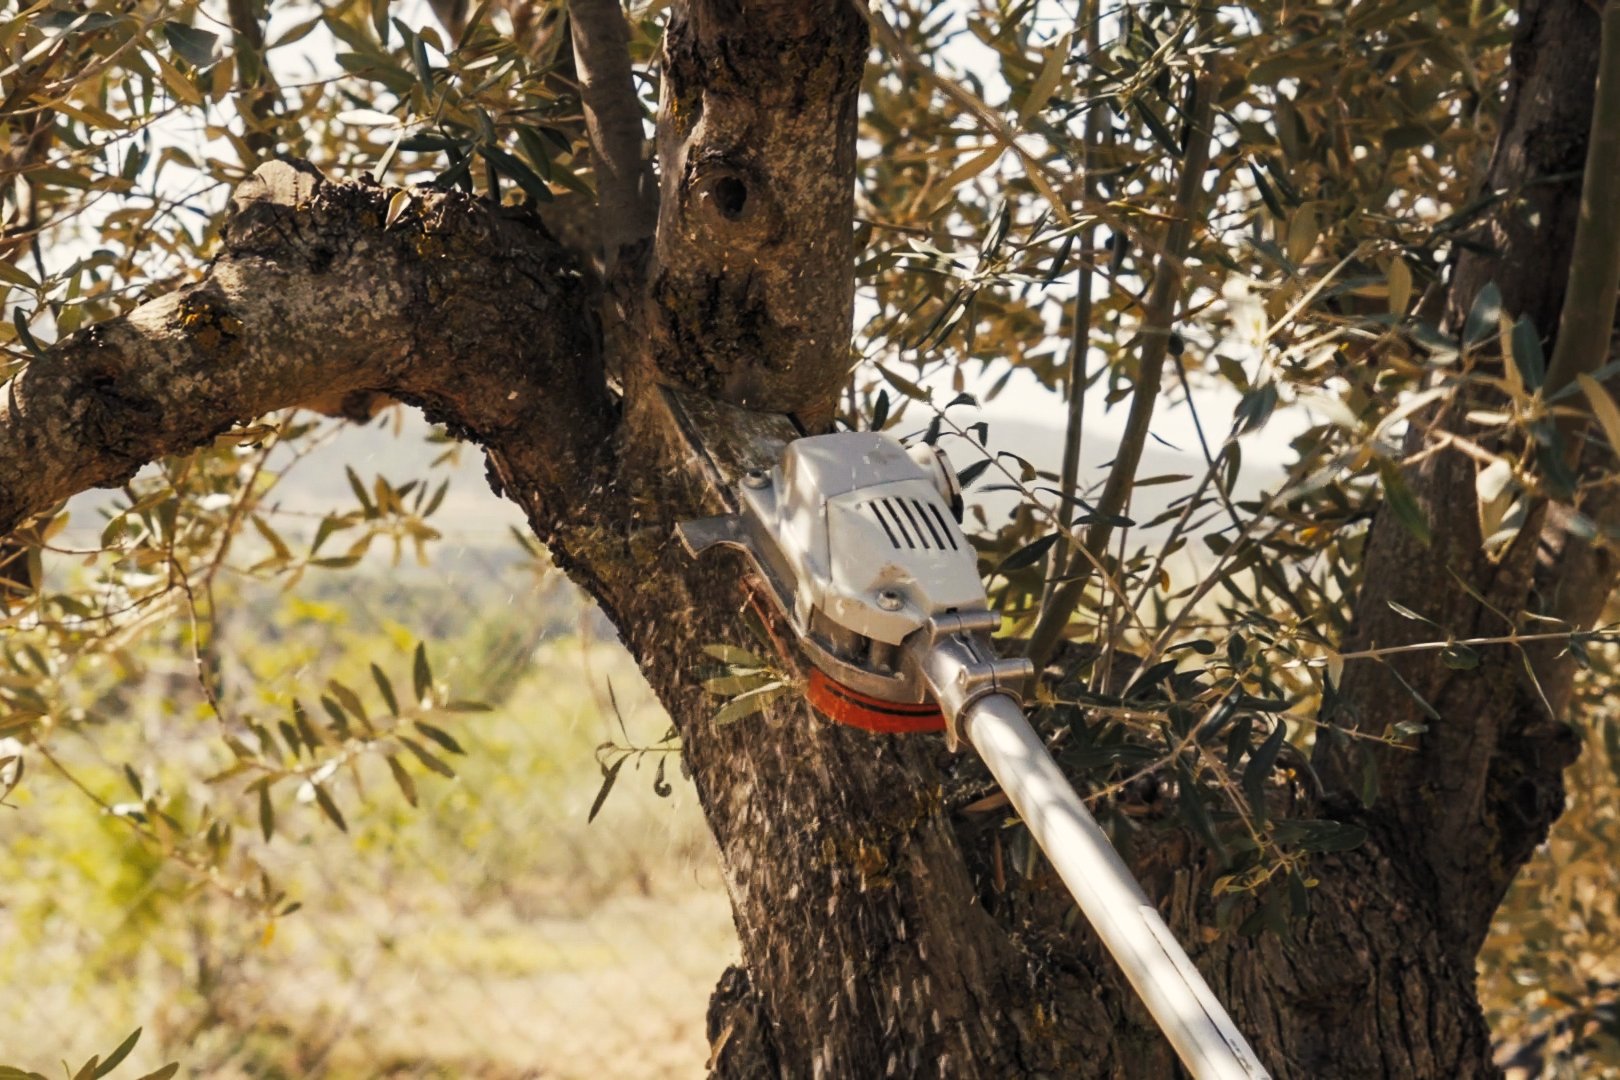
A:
[{"xmin": 867, "ymin": 498, "xmax": 959, "ymax": 552}]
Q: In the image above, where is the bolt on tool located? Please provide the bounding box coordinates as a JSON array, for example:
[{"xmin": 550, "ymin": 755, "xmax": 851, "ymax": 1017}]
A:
[{"xmin": 679, "ymin": 431, "xmax": 1270, "ymax": 1080}]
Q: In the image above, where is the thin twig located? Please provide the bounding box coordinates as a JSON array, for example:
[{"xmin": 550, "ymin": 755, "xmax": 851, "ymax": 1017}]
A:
[
  {"xmin": 35, "ymin": 740, "xmax": 249, "ymax": 902},
  {"xmin": 1124, "ymin": 364, "xmax": 1239, "ymax": 622},
  {"xmin": 1332, "ymin": 627, "xmax": 1614, "ymax": 663},
  {"xmin": 1047, "ymin": 1, "xmax": 1108, "ymax": 605},
  {"xmin": 1025, "ymin": 60, "xmax": 1218, "ymax": 669}
]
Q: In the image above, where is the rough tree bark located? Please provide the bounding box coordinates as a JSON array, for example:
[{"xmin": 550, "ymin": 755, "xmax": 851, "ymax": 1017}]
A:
[{"xmin": 0, "ymin": 2, "xmax": 1615, "ymax": 1077}]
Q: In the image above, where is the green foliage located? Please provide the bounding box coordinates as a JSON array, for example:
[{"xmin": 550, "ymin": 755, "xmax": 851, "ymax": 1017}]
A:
[
  {"xmin": 0, "ymin": 550, "xmax": 725, "ymax": 1075},
  {"xmin": 0, "ymin": 1028, "xmax": 176, "ymax": 1080},
  {"xmin": 844, "ymin": 1, "xmax": 1620, "ymax": 961}
]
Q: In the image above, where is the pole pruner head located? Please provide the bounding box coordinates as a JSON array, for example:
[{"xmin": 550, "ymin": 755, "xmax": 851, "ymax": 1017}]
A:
[{"xmin": 678, "ymin": 432, "xmax": 1029, "ymax": 741}]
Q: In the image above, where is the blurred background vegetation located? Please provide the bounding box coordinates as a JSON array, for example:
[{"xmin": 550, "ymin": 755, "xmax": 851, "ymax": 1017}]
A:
[{"xmin": 0, "ymin": 416, "xmax": 738, "ymax": 1078}]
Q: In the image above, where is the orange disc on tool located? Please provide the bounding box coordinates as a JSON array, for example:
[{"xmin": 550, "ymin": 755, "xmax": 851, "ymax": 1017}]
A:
[{"xmin": 806, "ymin": 669, "xmax": 946, "ymax": 734}]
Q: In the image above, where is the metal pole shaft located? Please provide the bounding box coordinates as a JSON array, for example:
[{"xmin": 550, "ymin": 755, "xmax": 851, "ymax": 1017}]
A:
[{"xmin": 961, "ymin": 692, "xmax": 1271, "ymax": 1080}]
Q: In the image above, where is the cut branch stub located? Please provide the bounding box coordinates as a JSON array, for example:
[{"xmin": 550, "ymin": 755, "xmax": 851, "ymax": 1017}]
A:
[{"xmin": 642, "ymin": 0, "xmax": 867, "ymax": 429}]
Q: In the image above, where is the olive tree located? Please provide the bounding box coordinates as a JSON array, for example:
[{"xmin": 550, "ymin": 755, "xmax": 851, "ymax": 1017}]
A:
[{"xmin": 3, "ymin": 0, "xmax": 1620, "ymax": 1075}]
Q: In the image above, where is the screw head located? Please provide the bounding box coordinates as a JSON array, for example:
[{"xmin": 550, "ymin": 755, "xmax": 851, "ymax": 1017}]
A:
[
  {"xmin": 742, "ymin": 468, "xmax": 770, "ymax": 489},
  {"xmin": 876, "ymin": 589, "xmax": 904, "ymax": 611}
]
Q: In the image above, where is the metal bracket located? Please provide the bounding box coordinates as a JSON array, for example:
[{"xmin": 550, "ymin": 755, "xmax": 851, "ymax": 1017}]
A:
[{"xmin": 912, "ymin": 622, "xmax": 1035, "ymax": 751}]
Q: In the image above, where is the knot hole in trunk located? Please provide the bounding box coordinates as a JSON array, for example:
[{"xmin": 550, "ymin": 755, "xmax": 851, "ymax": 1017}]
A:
[{"xmin": 688, "ymin": 161, "xmax": 776, "ymax": 243}]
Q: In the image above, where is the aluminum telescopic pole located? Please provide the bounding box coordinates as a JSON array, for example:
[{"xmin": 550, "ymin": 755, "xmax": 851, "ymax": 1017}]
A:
[
  {"xmin": 917, "ymin": 636, "xmax": 1271, "ymax": 1080},
  {"xmin": 963, "ymin": 693, "xmax": 1270, "ymax": 1080}
]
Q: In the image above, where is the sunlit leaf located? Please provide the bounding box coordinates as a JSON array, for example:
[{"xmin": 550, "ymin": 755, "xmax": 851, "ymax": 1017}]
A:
[
  {"xmin": 412, "ymin": 642, "xmax": 432, "ymax": 703},
  {"xmin": 1577, "ymin": 373, "xmax": 1620, "ymax": 458},
  {"xmin": 996, "ymin": 533, "xmax": 1060, "ymax": 574},
  {"xmin": 1463, "ymin": 281, "xmax": 1503, "ymax": 345},
  {"xmin": 258, "ymin": 785, "xmax": 274, "ymax": 843},
  {"xmin": 371, "ymin": 663, "xmax": 400, "ymax": 715},
  {"xmin": 400, "ymin": 736, "xmax": 455, "ymax": 778},
  {"xmin": 89, "ymin": 1028, "xmax": 141, "ymax": 1078},
  {"xmin": 701, "ymin": 644, "xmax": 766, "ymax": 666},
  {"xmin": 414, "ymin": 721, "xmax": 464, "ymax": 756},
  {"xmin": 386, "ymin": 755, "xmax": 418, "ymax": 807},
  {"xmin": 312, "ymin": 784, "xmax": 347, "ymax": 832},
  {"xmin": 1377, "ymin": 460, "xmax": 1431, "ymax": 547},
  {"xmin": 712, "ymin": 682, "xmax": 787, "ymax": 726}
]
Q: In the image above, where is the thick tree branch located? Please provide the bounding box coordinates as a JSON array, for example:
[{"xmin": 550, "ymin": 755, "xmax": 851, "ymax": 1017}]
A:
[
  {"xmin": 0, "ymin": 161, "xmax": 609, "ymax": 539},
  {"xmin": 1544, "ymin": 0, "xmax": 1620, "ymax": 396},
  {"xmin": 635, "ymin": 0, "xmax": 867, "ymax": 429},
  {"xmin": 1483, "ymin": 1, "xmax": 1620, "ymax": 928},
  {"xmin": 569, "ymin": 0, "xmax": 657, "ymax": 268}
]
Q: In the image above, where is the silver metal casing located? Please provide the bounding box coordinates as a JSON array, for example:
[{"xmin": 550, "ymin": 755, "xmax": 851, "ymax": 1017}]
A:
[{"xmin": 743, "ymin": 433, "xmax": 985, "ymax": 646}]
